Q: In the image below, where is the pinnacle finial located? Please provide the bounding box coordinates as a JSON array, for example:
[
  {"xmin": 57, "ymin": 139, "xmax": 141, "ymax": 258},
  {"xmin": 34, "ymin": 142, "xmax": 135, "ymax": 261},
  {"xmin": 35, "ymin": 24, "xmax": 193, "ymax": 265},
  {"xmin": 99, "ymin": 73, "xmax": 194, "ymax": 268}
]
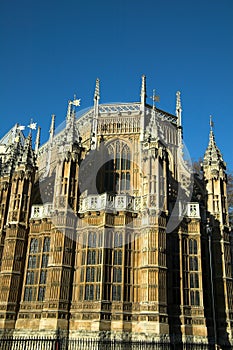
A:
[
  {"xmin": 66, "ymin": 96, "xmax": 81, "ymax": 122},
  {"xmin": 140, "ymin": 75, "xmax": 147, "ymax": 105},
  {"xmin": 94, "ymin": 78, "xmax": 100, "ymax": 101},
  {"xmin": 35, "ymin": 126, "xmax": 41, "ymax": 154},
  {"xmin": 150, "ymin": 89, "xmax": 160, "ymax": 109},
  {"xmin": 176, "ymin": 91, "xmax": 182, "ymax": 111},
  {"xmin": 19, "ymin": 130, "xmax": 36, "ymax": 169},
  {"xmin": 176, "ymin": 91, "xmax": 182, "ymax": 127},
  {"xmin": 50, "ymin": 114, "xmax": 55, "ymax": 140},
  {"xmin": 210, "ymin": 115, "xmax": 214, "ymax": 131}
]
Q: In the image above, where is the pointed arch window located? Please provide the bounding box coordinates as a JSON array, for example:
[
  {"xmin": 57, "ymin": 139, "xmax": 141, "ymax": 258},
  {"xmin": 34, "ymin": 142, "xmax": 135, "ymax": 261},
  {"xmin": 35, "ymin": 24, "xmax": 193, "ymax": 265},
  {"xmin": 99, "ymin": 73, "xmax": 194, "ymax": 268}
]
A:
[{"xmin": 97, "ymin": 141, "xmax": 131, "ymax": 194}]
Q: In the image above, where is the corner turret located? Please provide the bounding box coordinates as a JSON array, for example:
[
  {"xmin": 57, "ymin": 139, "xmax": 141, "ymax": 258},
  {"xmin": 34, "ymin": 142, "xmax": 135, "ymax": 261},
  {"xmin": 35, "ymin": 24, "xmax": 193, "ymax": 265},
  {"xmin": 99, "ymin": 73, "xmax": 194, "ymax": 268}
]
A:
[
  {"xmin": 203, "ymin": 116, "xmax": 226, "ymax": 172},
  {"xmin": 203, "ymin": 117, "xmax": 228, "ymax": 226}
]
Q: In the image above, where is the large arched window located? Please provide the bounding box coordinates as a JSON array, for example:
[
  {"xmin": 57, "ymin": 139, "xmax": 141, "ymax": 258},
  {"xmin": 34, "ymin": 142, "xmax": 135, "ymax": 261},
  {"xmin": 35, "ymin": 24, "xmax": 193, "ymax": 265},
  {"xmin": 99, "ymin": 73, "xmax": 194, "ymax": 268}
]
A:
[{"xmin": 97, "ymin": 140, "xmax": 131, "ymax": 194}]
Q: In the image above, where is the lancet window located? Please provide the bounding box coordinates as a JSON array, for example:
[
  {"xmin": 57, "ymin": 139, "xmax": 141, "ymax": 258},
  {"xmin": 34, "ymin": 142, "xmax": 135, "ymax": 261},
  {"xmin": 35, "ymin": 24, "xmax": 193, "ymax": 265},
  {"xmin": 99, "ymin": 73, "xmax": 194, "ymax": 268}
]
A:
[
  {"xmin": 24, "ymin": 236, "xmax": 50, "ymax": 302},
  {"xmin": 79, "ymin": 231, "xmax": 103, "ymax": 301},
  {"xmin": 182, "ymin": 237, "xmax": 200, "ymax": 306},
  {"xmin": 112, "ymin": 231, "xmax": 123, "ymax": 301},
  {"xmin": 97, "ymin": 141, "xmax": 131, "ymax": 194}
]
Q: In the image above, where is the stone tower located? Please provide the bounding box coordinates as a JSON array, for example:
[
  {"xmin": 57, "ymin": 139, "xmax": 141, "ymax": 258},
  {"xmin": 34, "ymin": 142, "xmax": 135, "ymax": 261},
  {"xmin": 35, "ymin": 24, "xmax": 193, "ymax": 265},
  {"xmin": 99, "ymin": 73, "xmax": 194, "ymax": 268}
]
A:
[
  {"xmin": 0, "ymin": 128, "xmax": 36, "ymax": 330},
  {"xmin": 202, "ymin": 119, "xmax": 233, "ymax": 344}
]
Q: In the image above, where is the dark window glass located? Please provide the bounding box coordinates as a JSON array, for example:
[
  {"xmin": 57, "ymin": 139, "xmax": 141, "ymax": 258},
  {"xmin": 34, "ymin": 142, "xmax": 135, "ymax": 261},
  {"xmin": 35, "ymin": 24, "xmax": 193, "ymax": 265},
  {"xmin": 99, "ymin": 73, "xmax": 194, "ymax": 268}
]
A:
[
  {"xmin": 195, "ymin": 291, "xmax": 200, "ymax": 306},
  {"xmin": 113, "ymin": 268, "xmax": 122, "ymax": 283},
  {"xmin": 86, "ymin": 267, "xmax": 95, "ymax": 282},
  {"xmin": 96, "ymin": 267, "xmax": 101, "ymax": 282},
  {"xmin": 40, "ymin": 270, "xmax": 47, "ymax": 284},
  {"xmin": 114, "ymin": 250, "xmax": 122, "ymax": 265},
  {"xmin": 98, "ymin": 234, "xmax": 103, "ymax": 247},
  {"xmin": 80, "ymin": 267, "xmax": 85, "ymax": 282},
  {"xmin": 183, "ymin": 238, "xmax": 188, "ymax": 254},
  {"xmin": 30, "ymin": 239, "xmax": 38, "ymax": 253},
  {"xmin": 26, "ymin": 271, "xmax": 34, "ymax": 285},
  {"xmin": 189, "ymin": 257, "xmax": 198, "ymax": 271},
  {"xmin": 43, "ymin": 237, "xmax": 50, "ymax": 252},
  {"xmin": 114, "ymin": 233, "xmax": 122, "ymax": 248},
  {"xmin": 96, "ymin": 284, "xmax": 100, "ymax": 300},
  {"xmin": 112, "ymin": 285, "xmax": 121, "ymax": 301},
  {"xmin": 24, "ymin": 287, "xmax": 33, "ymax": 301},
  {"xmin": 85, "ymin": 284, "xmax": 94, "ymax": 300},
  {"xmin": 87, "ymin": 250, "xmax": 96, "ymax": 265},
  {"xmin": 88, "ymin": 232, "xmax": 97, "ymax": 247},
  {"xmin": 184, "ymin": 289, "xmax": 189, "ymax": 305},
  {"xmin": 38, "ymin": 287, "xmax": 45, "ymax": 301},
  {"xmin": 28, "ymin": 255, "xmax": 36, "ymax": 269},
  {"xmin": 191, "ymin": 291, "xmax": 200, "ymax": 306},
  {"xmin": 42, "ymin": 254, "xmax": 49, "ymax": 268},
  {"xmin": 126, "ymin": 172, "xmax": 130, "ymax": 190},
  {"xmin": 98, "ymin": 250, "xmax": 102, "ymax": 264},
  {"xmin": 81, "ymin": 251, "xmax": 86, "ymax": 265},
  {"xmin": 190, "ymin": 273, "xmax": 199, "ymax": 288},
  {"xmin": 189, "ymin": 239, "xmax": 197, "ymax": 254},
  {"xmin": 97, "ymin": 142, "xmax": 131, "ymax": 194}
]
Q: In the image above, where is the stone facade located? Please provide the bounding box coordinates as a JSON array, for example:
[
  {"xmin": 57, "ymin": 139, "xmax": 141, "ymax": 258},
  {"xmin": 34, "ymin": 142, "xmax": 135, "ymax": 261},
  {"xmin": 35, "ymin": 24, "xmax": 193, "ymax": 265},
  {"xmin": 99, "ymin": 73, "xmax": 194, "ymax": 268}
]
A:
[{"xmin": 0, "ymin": 76, "xmax": 232, "ymax": 347}]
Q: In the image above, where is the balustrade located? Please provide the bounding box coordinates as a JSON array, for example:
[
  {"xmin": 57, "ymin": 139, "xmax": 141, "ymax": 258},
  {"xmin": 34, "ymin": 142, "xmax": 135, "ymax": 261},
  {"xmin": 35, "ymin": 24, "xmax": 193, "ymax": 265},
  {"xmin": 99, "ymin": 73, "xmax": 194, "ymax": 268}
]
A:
[{"xmin": 79, "ymin": 193, "xmax": 140, "ymax": 213}]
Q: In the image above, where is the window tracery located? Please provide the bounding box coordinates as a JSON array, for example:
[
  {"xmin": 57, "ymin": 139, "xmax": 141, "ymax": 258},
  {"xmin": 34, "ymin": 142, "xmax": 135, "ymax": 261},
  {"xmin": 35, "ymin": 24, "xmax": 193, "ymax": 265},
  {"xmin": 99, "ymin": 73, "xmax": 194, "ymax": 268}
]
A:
[
  {"xmin": 24, "ymin": 237, "xmax": 50, "ymax": 302},
  {"xmin": 97, "ymin": 140, "xmax": 131, "ymax": 194}
]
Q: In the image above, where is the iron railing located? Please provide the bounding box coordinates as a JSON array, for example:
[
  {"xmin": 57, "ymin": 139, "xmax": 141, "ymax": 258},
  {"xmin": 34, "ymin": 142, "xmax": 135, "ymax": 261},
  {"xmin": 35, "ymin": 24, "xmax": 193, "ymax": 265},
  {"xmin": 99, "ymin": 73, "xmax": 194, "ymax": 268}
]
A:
[{"xmin": 0, "ymin": 337, "xmax": 232, "ymax": 350}]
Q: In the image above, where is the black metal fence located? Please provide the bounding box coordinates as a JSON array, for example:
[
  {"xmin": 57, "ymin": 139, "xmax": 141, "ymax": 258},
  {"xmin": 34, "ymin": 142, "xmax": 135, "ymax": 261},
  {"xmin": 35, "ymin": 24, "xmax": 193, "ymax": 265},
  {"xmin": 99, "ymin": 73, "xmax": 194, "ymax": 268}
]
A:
[{"xmin": 0, "ymin": 337, "xmax": 232, "ymax": 350}]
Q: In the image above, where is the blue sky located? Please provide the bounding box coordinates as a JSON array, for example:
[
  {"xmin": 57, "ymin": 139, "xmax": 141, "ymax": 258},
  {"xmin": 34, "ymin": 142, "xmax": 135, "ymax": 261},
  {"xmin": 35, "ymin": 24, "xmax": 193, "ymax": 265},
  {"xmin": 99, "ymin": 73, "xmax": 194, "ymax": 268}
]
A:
[{"xmin": 0, "ymin": 0, "xmax": 233, "ymax": 170}]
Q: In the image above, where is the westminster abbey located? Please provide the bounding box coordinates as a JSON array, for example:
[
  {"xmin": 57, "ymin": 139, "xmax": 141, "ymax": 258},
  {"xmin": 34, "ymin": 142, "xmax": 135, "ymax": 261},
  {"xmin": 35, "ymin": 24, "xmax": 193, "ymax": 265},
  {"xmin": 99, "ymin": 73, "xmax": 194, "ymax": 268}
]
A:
[{"xmin": 0, "ymin": 76, "xmax": 232, "ymax": 348}]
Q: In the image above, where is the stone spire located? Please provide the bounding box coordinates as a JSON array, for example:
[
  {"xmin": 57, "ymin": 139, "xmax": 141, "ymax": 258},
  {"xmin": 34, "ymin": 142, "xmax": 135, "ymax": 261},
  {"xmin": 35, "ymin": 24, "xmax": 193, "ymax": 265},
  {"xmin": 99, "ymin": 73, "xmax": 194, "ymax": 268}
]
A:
[
  {"xmin": 49, "ymin": 114, "xmax": 55, "ymax": 141},
  {"xmin": 176, "ymin": 91, "xmax": 182, "ymax": 127},
  {"xmin": 91, "ymin": 78, "xmax": 100, "ymax": 150},
  {"xmin": 203, "ymin": 116, "xmax": 225, "ymax": 171},
  {"xmin": 1, "ymin": 126, "xmax": 24, "ymax": 176},
  {"xmin": 19, "ymin": 133, "xmax": 36, "ymax": 170},
  {"xmin": 140, "ymin": 74, "xmax": 147, "ymax": 106},
  {"xmin": 140, "ymin": 75, "xmax": 147, "ymax": 142},
  {"xmin": 66, "ymin": 100, "xmax": 72, "ymax": 122},
  {"xmin": 176, "ymin": 91, "xmax": 183, "ymax": 146},
  {"xmin": 203, "ymin": 117, "xmax": 229, "ymax": 228},
  {"xmin": 35, "ymin": 126, "xmax": 41, "ymax": 155},
  {"xmin": 94, "ymin": 78, "xmax": 100, "ymax": 102}
]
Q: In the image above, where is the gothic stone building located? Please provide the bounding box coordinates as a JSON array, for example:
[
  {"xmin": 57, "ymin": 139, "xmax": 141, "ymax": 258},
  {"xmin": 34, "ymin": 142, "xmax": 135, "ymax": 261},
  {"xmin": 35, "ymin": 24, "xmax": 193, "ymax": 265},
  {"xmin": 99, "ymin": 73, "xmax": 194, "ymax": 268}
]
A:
[{"xmin": 0, "ymin": 76, "xmax": 232, "ymax": 347}]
